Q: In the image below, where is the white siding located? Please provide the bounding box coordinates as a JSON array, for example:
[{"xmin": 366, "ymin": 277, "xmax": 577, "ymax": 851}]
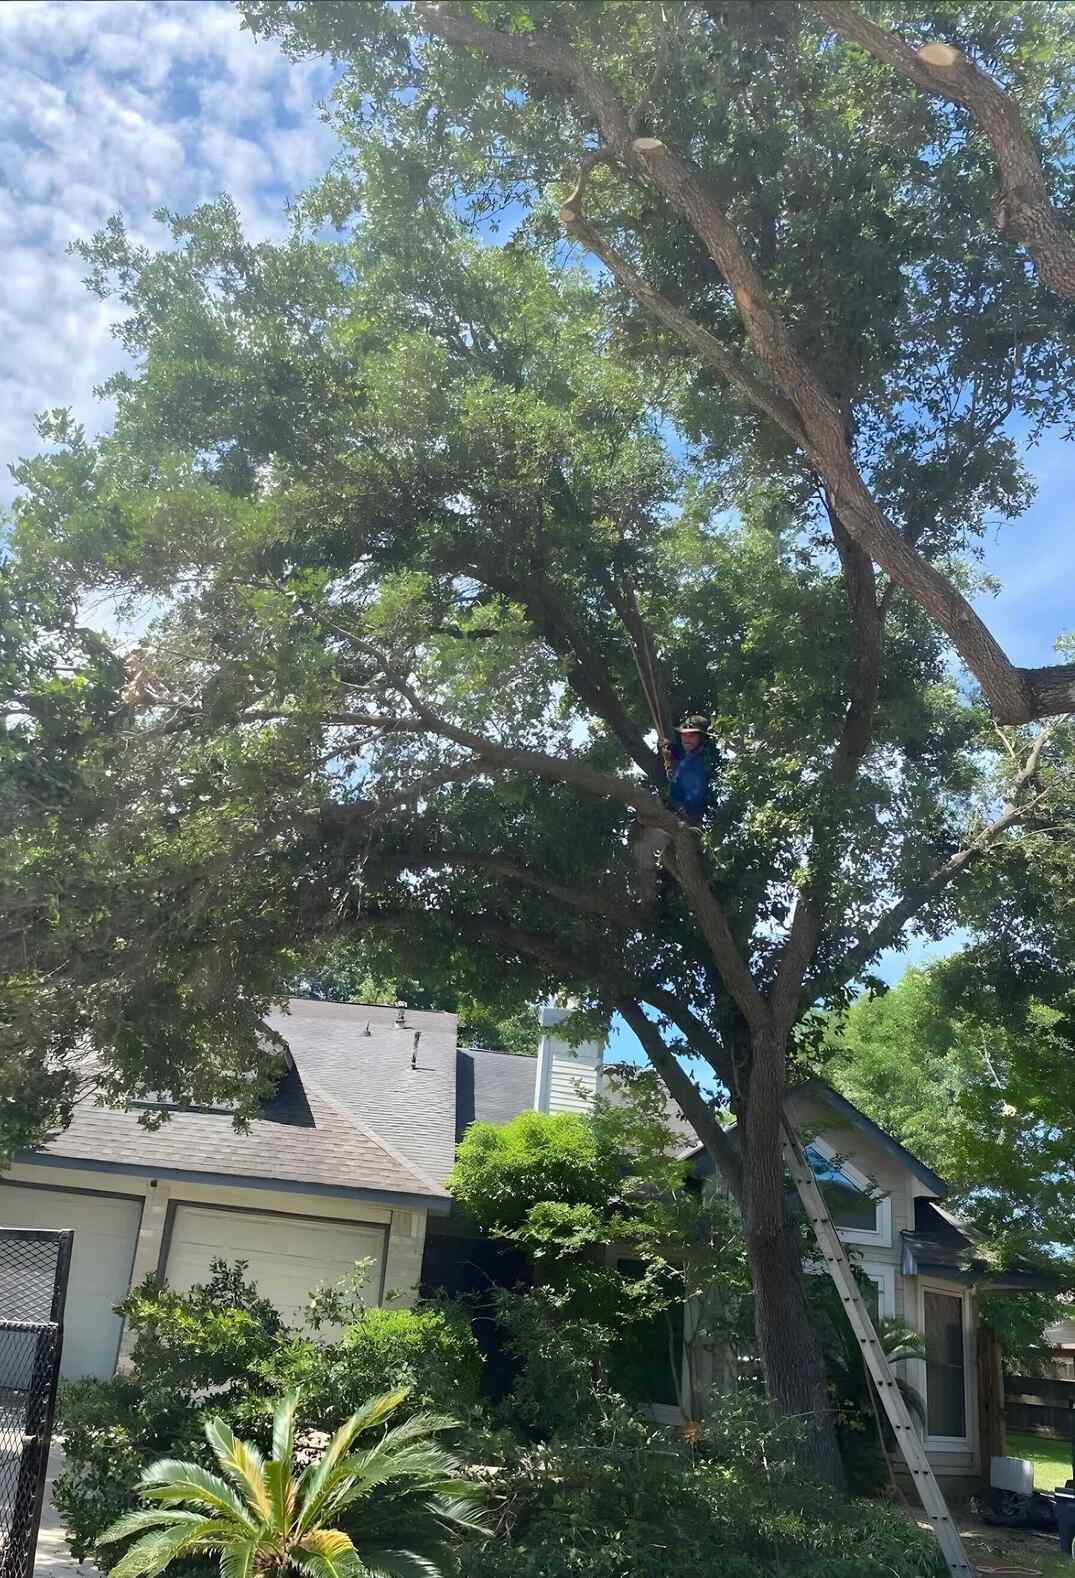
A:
[
  {"xmin": 0, "ymin": 1182, "xmax": 141, "ymax": 1379},
  {"xmin": 533, "ymin": 1007, "xmax": 602, "ymax": 1115}
]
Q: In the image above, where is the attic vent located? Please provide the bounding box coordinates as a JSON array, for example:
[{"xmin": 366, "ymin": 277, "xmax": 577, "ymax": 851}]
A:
[{"xmin": 394, "ymin": 1001, "xmax": 407, "ymax": 1027}]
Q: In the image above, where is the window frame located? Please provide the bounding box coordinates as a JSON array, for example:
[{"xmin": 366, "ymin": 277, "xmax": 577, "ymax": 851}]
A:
[
  {"xmin": 858, "ymin": 1259, "xmax": 897, "ymax": 1319},
  {"xmin": 917, "ymin": 1279, "xmax": 975, "ymax": 1451},
  {"xmin": 807, "ymin": 1136, "xmax": 892, "ymax": 1248}
]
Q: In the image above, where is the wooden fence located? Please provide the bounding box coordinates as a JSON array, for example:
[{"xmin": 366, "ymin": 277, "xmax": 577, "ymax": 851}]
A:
[{"xmin": 1005, "ymin": 1373, "xmax": 1075, "ymax": 1438}]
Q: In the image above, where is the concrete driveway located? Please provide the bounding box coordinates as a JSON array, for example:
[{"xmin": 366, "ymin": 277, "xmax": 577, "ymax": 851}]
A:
[{"xmin": 35, "ymin": 1446, "xmax": 93, "ymax": 1578}]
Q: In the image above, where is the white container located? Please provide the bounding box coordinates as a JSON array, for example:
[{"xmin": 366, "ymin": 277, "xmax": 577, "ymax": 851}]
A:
[{"xmin": 991, "ymin": 1456, "xmax": 1034, "ymax": 1496}]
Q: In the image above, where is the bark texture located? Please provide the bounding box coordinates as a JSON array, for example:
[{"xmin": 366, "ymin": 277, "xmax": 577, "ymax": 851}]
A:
[{"xmin": 740, "ymin": 1028, "xmax": 846, "ymax": 1490}]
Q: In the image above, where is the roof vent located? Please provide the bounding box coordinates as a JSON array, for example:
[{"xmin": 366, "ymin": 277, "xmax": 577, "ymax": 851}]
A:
[
  {"xmin": 411, "ymin": 1030, "xmax": 421, "ymax": 1069},
  {"xmin": 362, "ymin": 1022, "xmax": 371, "ymax": 1037},
  {"xmin": 395, "ymin": 1001, "xmax": 407, "ymax": 1027}
]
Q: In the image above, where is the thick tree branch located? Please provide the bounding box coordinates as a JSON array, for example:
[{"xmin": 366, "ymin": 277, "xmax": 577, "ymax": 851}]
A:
[
  {"xmin": 664, "ymin": 827, "xmax": 772, "ymax": 1035},
  {"xmin": 383, "ymin": 681, "xmax": 684, "ymax": 827},
  {"xmin": 524, "ymin": 572, "xmax": 663, "ymax": 781},
  {"xmin": 815, "ymin": 1, "xmax": 1075, "ymax": 301},
  {"xmin": 770, "ymin": 500, "xmax": 885, "ymax": 1029},
  {"xmin": 346, "ymin": 842, "xmax": 644, "ymax": 926},
  {"xmin": 413, "ymin": 1, "xmax": 1075, "ymax": 724},
  {"xmin": 323, "ymin": 759, "xmax": 497, "ymax": 822},
  {"xmin": 562, "ymin": 213, "xmax": 806, "ymax": 445},
  {"xmin": 640, "ymin": 984, "xmax": 737, "ymax": 1090},
  {"xmin": 616, "ymin": 997, "xmax": 743, "ymax": 1198},
  {"xmin": 804, "ymin": 724, "xmax": 1056, "ymax": 1008}
]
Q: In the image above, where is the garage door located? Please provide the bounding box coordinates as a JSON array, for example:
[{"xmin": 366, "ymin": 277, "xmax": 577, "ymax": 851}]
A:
[
  {"xmin": 0, "ymin": 1185, "xmax": 141, "ymax": 1379},
  {"xmin": 164, "ymin": 1206, "xmax": 387, "ymax": 1327}
]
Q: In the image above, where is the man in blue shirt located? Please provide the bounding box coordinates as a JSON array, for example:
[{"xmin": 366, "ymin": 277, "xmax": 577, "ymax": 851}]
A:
[
  {"xmin": 637, "ymin": 715, "xmax": 714, "ymax": 904},
  {"xmin": 663, "ymin": 713, "xmax": 713, "ymax": 825}
]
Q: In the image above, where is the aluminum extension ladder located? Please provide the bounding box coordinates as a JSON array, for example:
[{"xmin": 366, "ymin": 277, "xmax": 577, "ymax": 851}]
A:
[{"xmin": 781, "ymin": 1110, "xmax": 975, "ymax": 1578}]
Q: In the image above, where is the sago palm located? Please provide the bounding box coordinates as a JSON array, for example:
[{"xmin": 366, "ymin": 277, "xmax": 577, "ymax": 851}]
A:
[{"xmin": 96, "ymin": 1389, "xmax": 487, "ymax": 1578}]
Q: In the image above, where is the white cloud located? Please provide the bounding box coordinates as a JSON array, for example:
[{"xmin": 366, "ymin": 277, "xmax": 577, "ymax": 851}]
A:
[{"xmin": 0, "ymin": 0, "xmax": 338, "ymax": 508}]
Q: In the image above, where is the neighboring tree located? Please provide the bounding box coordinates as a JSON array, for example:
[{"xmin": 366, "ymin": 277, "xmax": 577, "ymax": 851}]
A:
[
  {"xmin": 293, "ymin": 938, "xmax": 540, "ymax": 1055},
  {"xmin": 96, "ymin": 1390, "xmax": 486, "ymax": 1578},
  {"xmin": 826, "ymin": 961, "xmax": 1075, "ymax": 1255},
  {"xmin": 6, "ymin": 0, "xmax": 1075, "ymax": 1483}
]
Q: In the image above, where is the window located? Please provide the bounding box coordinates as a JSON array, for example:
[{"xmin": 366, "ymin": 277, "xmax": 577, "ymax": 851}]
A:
[
  {"xmin": 805, "ymin": 1142, "xmax": 887, "ymax": 1241},
  {"xmin": 924, "ymin": 1289, "xmax": 967, "ymax": 1439},
  {"xmin": 611, "ymin": 1259, "xmax": 683, "ymax": 1409}
]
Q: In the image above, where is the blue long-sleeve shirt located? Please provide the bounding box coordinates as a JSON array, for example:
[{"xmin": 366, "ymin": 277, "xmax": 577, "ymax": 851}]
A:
[{"xmin": 667, "ymin": 737, "xmax": 712, "ymax": 818}]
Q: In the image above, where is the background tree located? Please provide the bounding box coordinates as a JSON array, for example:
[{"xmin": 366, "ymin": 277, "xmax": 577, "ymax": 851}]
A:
[
  {"xmin": 293, "ymin": 937, "xmax": 540, "ymax": 1054},
  {"xmin": 6, "ymin": 0, "xmax": 1075, "ymax": 1485}
]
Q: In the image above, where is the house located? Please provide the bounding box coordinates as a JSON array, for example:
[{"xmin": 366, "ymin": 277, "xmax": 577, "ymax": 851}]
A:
[{"xmin": 0, "ymin": 999, "xmax": 1047, "ymax": 1490}]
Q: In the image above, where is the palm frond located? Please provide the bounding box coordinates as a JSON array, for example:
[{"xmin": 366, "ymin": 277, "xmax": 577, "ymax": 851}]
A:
[
  {"xmin": 264, "ymin": 1457, "xmax": 297, "ymax": 1538},
  {"xmin": 356, "ymin": 1547, "xmax": 448, "ymax": 1578},
  {"xmin": 423, "ymin": 1493, "xmax": 493, "ymax": 1537},
  {"xmin": 296, "ymin": 1390, "xmax": 409, "ymax": 1533},
  {"xmin": 272, "ymin": 1391, "xmax": 299, "ymax": 1468},
  {"xmin": 205, "ymin": 1418, "xmax": 273, "ymax": 1521},
  {"xmin": 290, "ymin": 1547, "xmax": 364, "ymax": 1578},
  {"xmin": 220, "ymin": 1539, "xmax": 257, "ymax": 1578},
  {"xmin": 296, "ymin": 1528, "xmax": 356, "ymax": 1560},
  {"xmin": 107, "ymin": 1520, "xmax": 237, "ymax": 1578},
  {"xmin": 138, "ymin": 1461, "xmax": 256, "ymax": 1528},
  {"xmin": 97, "ymin": 1509, "xmax": 215, "ymax": 1547}
]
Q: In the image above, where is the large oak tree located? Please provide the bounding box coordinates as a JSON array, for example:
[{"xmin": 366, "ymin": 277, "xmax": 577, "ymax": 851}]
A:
[{"xmin": 4, "ymin": 1, "xmax": 1075, "ymax": 1485}]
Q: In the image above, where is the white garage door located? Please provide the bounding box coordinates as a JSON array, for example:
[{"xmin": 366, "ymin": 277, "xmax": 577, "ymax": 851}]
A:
[
  {"xmin": 0, "ymin": 1184, "xmax": 141, "ymax": 1379},
  {"xmin": 164, "ymin": 1205, "xmax": 387, "ymax": 1327}
]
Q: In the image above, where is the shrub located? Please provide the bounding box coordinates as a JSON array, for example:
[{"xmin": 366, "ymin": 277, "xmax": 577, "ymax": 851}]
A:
[
  {"xmin": 449, "ymin": 1109, "xmax": 623, "ymax": 1232},
  {"xmin": 258, "ymin": 1303, "xmax": 483, "ymax": 1425},
  {"xmin": 55, "ymin": 1261, "xmax": 482, "ymax": 1567},
  {"xmin": 460, "ymin": 1394, "xmax": 947, "ymax": 1578}
]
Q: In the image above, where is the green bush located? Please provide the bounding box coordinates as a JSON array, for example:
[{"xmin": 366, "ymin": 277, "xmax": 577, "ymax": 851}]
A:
[
  {"xmin": 55, "ymin": 1261, "xmax": 482, "ymax": 1568},
  {"xmin": 449, "ymin": 1109, "xmax": 626, "ymax": 1231},
  {"xmin": 460, "ymin": 1395, "xmax": 946, "ymax": 1578},
  {"xmin": 258, "ymin": 1303, "xmax": 483, "ymax": 1424}
]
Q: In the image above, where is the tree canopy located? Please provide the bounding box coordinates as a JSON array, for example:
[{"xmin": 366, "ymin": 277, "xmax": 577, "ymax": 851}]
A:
[{"xmin": 5, "ymin": 0, "xmax": 1075, "ymax": 1483}]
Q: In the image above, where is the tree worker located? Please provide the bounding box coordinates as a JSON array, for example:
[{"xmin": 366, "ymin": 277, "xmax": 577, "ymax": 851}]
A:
[
  {"xmin": 637, "ymin": 714, "xmax": 715, "ymax": 904},
  {"xmin": 662, "ymin": 713, "xmax": 714, "ymax": 825}
]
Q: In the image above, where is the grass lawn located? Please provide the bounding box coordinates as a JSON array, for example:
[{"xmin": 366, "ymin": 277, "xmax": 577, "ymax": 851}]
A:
[{"xmin": 1008, "ymin": 1430, "xmax": 1074, "ymax": 1492}]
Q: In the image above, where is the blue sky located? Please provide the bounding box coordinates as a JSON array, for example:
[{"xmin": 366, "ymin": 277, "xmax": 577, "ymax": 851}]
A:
[{"xmin": 2, "ymin": 0, "xmax": 1072, "ymax": 1054}]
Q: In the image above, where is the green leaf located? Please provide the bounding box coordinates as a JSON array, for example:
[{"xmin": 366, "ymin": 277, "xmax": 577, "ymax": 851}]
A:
[
  {"xmin": 97, "ymin": 1509, "xmax": 213, "ymax": 1547},
  {"xmin": 204, "ymin": 1417, "xmax": 272, "ymax": 1520},
  {"xmin": 296, "ymin": 1390, "xmax": 408, "ymax": 1532},
  {"xmin": 271, "ymin": 1390, "xmax": 299, "ymax": 1469},
  {"xmin": 138, "ymin": 1461, "xmax": 256, "ymax": 1529},
  {"xmin": 220, "ymin": 1539, "xmax": 257, "ymax": 1578}
]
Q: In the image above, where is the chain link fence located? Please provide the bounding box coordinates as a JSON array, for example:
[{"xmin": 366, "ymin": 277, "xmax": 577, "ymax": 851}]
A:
[{"xmin": 0, "ymin": 1229, "xmax": 73, "ymax": 1578}]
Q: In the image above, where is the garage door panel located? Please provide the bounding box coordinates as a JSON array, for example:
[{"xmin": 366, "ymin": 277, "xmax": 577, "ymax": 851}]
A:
[
  {"xmin": 165, "ymin": 1206, "xmax": 386, "ymax": 1328},
  {"xmin": 0, "ymin": 1185, "xmax": 141, "ymax": 1380}
]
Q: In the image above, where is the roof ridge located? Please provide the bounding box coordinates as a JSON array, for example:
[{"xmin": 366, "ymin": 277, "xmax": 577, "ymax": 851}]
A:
[
  {"xmin": 458, "ymin": 1045, "xmax": 537, "ymax": 1060},
  {"xmin": 298, "ymin": 1071, "xmax": 450, "ymax": 1199}
]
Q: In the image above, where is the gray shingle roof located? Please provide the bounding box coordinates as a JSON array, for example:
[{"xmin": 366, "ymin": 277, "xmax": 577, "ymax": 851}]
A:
[
  {"xmin": 21, "ymin": 1000, "xmax": 456, "ymax": 1209},
  {"xmin": 456, "ymin": 1047, "xmax": 538, "ymax": 1138}
]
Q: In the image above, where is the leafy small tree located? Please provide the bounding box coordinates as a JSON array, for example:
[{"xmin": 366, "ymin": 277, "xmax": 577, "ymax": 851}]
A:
[
  {"xmin": 451, "ymin": 1072, "xmax": 752, "ymax": 1425},
  {"xmin": 96, "ymin": 1390, "xmax": 487, "ymax": 1578}
]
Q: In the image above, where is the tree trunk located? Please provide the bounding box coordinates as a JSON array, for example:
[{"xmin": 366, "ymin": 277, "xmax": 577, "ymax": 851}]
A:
[{"xmin": 739, "ymin": 1027, "xmax": 847, "ymax": 1491}]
